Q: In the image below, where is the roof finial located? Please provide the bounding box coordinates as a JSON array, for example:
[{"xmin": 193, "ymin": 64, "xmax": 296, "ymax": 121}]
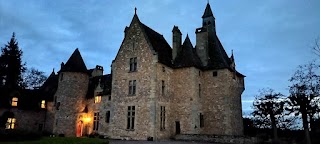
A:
[
  {"xmin": 134, "ymin": 7, "xmax": 137, "ymax": 15},
  {"xmin": 207, "ymin": 0, "xmax": 209, "ymax": 4},
  {"xmin": 52, "ymin": 68, "xmax": 55, "ymax": 73}
]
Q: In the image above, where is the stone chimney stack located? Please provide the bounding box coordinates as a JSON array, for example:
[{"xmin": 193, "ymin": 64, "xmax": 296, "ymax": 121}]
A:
[{"xmin": 172, "ymin": 26, "xmax": 182, "ymax": 60}]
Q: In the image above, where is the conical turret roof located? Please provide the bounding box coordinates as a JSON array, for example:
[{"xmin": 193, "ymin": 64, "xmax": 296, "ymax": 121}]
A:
[
  {"xmin": 202, "ymin": 3, "xmax": 214, "ymax": 18},
  {"xmin": 60, "ymin": 48, "xmax": 87, "ymax": 73}
]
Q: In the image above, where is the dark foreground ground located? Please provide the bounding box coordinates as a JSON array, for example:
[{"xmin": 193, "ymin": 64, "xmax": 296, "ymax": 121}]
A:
[{"xmin": 109, "ymin": 140, "xmax": 214, "ymax": 144}]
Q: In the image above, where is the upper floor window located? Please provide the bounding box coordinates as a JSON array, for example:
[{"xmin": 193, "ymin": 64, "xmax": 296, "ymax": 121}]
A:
[
  {"xmin": 129, "ymin": 80, "xmax": 136, "ymax": 95},
  {"xmin": 94, "ymin": 96, "xmax": 102, "ymax": 103},
  {"xmin": 212, "ymin": 71, "xmax": 218, "ymax": 77},
  {"xmin": 60, "ymin": 73, "xmax": 64, "ymax": 81},
  {"xmin": 162, "ymin": 66, "xmax": 165, "ymax": 72},
  {"xmin": 56, "ymin": 102, "xmax": 60, "ymax": 110},
  {"xmin": 11, "ymin": 97, "xmax": 18, "ymax": 106},
  {"xmin": 41, "ymin": 100, "xmax": 46, "ymax": 109},
  {"xmin": 6, "ymin": 118, "xmax": 16, "ymax": 129},
  {"xmin": 199, "ymin": 84, "xmax": 201, "ymax": 97},
  {"xmin": 129, "ymin": 57, "xmax": 137, "ymax": 72},
  {"xmin": 161, "ymin": 80, "xmax": 165, "ymax": 96}
]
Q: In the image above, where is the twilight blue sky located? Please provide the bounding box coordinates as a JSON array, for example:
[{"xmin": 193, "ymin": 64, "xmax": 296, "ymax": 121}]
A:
[{"xmin": 0, "ymin": 0, "xmax": 319, "ymax": 114}]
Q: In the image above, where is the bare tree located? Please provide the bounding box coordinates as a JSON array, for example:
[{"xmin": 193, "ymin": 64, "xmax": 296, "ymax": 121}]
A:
[
  {"xmin": 287, "ymin": 62, "xmax": 320, "ymax": 144},
  {"xmin": 252, "ymin": 88, "xmax": 285, "ymax": 143},
  {"xmin": 312, "ymin": 38, "xmax": 320, "ymax": 57}
]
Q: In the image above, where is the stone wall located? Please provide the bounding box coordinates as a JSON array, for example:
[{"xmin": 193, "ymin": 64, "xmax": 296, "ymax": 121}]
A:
[
  {"xmin": 110, "ymin": 18, "xmax": 156, "ymax": 140},
  {"xmin": 11, "ymin": 108, "xmax": 46, "ymax": 132},
  {"xmin": 53, "ymin": 72, "xmax": 89, "ymax": 137}
]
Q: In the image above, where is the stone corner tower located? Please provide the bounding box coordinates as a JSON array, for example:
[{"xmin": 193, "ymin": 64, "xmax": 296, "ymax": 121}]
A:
[{"xmin": 53, "ymin": 48, "xmax": 90, "ymax": 137}]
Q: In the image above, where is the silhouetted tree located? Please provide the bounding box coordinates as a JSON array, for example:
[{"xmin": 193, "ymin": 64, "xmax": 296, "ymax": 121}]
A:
[
  {"xmin": 22, "ymin": 67, "xmax": 47, "ymax": 89},
  {"xmin": 0, "ymin": 32, "xmax": 26, "ymax": 90},
  {"xmin": 252, "ymin": 88, "xmax": 285, "ymax": 143},
  {"xmin": 312, "ymin": 38, "xmax": 320, "ymax": 57},
  {"xmin": 287, "ymin": 62, "xmax": 320, "ymax": 144}
]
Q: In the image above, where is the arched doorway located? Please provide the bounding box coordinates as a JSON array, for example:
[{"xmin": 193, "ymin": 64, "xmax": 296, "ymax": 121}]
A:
[{"xmin": 76, "ymin": 121, "xmax": 84, "ymax": 137}]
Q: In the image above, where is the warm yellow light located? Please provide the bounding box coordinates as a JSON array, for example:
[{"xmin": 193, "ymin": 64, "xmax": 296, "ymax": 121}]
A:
[
  {"xmin": 11, "ymin": 97, "xmax": 18, "ymax": 106},
  {"xmin": 41, "ymin": 100, "xmax": 46, "ymax": 108},
  {"xmin": 94, "ymin": 96, "xmax": 101, "ymax": 103},
  {"xmin": 84, "ymin": 117, "xmax": 91, "ymax": 123}
]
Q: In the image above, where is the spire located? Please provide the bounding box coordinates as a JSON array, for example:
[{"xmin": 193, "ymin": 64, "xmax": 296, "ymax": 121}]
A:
[
  {"xmin": 60, "ymin": 48, "xmax": 88, "ymax": 73},
  {"xmin": 230, "ymin": 50, "xmax": 234, "ymax": 61},
  {"xmin": 202, "ymin": 2, "xmax": 214, "ymax": 18},
  {"xmin": 134, "ymin": 7, "xmax": 137, "ymax": 15},
  {"xmin": 51, "ymin": 68, "xmax": 55, "ymax": 75},
  {"xmin": 183, "ymin": 34, "xmax": 193, "ymax": 49}
]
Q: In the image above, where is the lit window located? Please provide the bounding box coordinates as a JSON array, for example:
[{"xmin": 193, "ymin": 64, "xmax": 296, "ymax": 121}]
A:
[
  {"xmin": 11, "ymin": 97, "xmax": 18, "ymax": 106},
  {"xmin": 6, "ymin": 118, "xmax": 16, "ymax": 129},
  {"xmin": 41, "ymin": 100, "xmax": 46, "ymax": 109},
  {"xmin": 94, "ymin": 96, "xmax": 101, "ymax": 103}
]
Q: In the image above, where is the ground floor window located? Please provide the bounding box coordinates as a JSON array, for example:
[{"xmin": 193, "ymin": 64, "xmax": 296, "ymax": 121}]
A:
[
  {"xmin": 93, "ymin": 112, "xmax": 99, "ymax": 131},
  {"xmin": 200, "ymin": 113, "xmax": 204, "ymax": 128},
  {"xmin": 106, "ymin": 111, "xmax": 110, "ymax": 123},
  {"xmin": 127, "ymin": 106, "xmax": 135, "ymax": 130},
  {"xmin": 6, "ymin": 118, "xmax": 16, "ymax": 129},
  {"xmin": 160, "ymin": 106, "xmax": 165, "ymax": 130}
]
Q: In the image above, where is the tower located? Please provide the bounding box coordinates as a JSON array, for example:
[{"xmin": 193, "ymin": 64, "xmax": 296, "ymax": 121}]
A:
[
  {"xmin": 53, "ymin": 48, "xmax": 89, "ymax": 137},
  {"xmin": 172, "ymin": 26, "xmax": 182, "ymax": 60}
]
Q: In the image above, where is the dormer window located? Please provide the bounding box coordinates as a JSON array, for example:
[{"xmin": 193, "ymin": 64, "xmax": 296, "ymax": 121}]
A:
[
  {"xmin": 11, "ymin": 97, "xmax": 18, "ymax": 106},
  {"xmin": 41, "ymin": 100, "xmax": 46, "ymax": 109},
  {"xmin": 94, "ymin": 96, "xmax": 101, "ymax": 103}
]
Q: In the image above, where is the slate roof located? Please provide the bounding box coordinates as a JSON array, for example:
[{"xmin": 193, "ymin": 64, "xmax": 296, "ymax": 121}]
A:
[
  {"xmin": 60, "ymin": 48, "xmax": 88, "ymax": 73},
  {"xmin": 140, "ymin": 23, "xmax": 173, "ymax": 66},
  {"xmin": 202, "ymin": 3, "xmax": 214, "ymax": 18},
  {"xmin": 40, "ymin": 71, "xmax": 58, "ymax": 101},
  {"xmin": 174, "ymin": 35, "xmax": 202, "ymax": 68},
  {"xmin": 86, "ymin": 74, "xmax": 112, "ymax": 99}
]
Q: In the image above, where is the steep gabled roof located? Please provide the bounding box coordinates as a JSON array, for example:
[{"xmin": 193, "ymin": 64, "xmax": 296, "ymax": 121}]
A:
[
  {"xmin": 86, "ymin": 74, "xmax": 112, "ymax": 99},
  {"xmin": 174, "ymin": 35, "xmax": 202, "ymax": 68},
  {"xmin": 202, "ymin": 3, "xmax": 214, "ymax": 18},
  {"xmin": 60, "ymin": 48, "xmax": 88, "ymax": 73},
  {"xmin": 205, "ymin": 34, "xmax": 232, "ymax": 70},
  {"xmin": 140, "ymin": 23, "xmax": 173, "ymax": 66}
]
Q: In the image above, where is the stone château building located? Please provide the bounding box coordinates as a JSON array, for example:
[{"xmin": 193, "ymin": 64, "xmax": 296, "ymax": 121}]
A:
[{"xmin": 0, "ymin": 3, "xmax": 245, "ymax": 140}]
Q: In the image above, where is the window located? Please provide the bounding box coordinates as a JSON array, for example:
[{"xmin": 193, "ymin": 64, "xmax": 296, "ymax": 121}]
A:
[
  {"xmin": 162, "ymin": 66, "xmax": 165, "ymax": 72},
  {"xmin": 11, "ymin": 97, "xmax": 18, "ymax": 106},
  {"xmin": 106, "ymin": 111, "xmax": 110, "ymax": 123},
  {"xmin": 93, "ymin": 112, "xmax": 100, "ymax": 131},
  {"xmin": 127, "ymin": 106, "xmax": 135, "ymax": 130},
  {"xmin": 199, "ymin": 71, "xmax": 201, "ymax": 76},
  {"xmin": 38, "ymin": 124, "xmax": 43, "ymax": 131},
  {"xmin": 212, "ymin": 71, "xmax": 218, "ymax": 77},
  {"xmin": 160, "ymin": 106, "xmax": 166, "ymax": 130},
  {"xmin": 6, "ymin": 118, "xmax": 16, "ymax": 129},
  {"xmin": 129, "ymin": 80, "xmax": 136, "ymax": 95},
  {"xmin": 129, "ymin": 57, "xmax": 137, "ymax": 72},
  {"xmin": 54, "ymin": 96, "xmax": 57, "ymax": 106},
  {"xmin": 199, "ymin": 84, "xmax": 201, "ymax": 97},
  {"xmin": 41, "ymin": 100, "xmax": 46, "ymax": 109},
  {"xmin": 108, "ymin": 95, "xmax": 111, "ymax": 101},
  {"xmin": 94, "ymin": 96, "xmax": 101, "ymax": 103},
  {"xmin": 60, "ymin": 73, "xmax": 63, "ymax": 81},
  {"xmin": 56, "ymin": 102, "xmax": 60, "ymax": 110},
  {"xmin": 161, "ymin": 80, "xmax": 165, "ymax": 96},
  {"xmin": 200, "ymin": 113, "xmax": 204, "ymax": 128}
]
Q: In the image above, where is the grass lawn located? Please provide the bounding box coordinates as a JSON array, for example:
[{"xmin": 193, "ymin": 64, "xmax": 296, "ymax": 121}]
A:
[{"xmin": 0, "ymin": 137, "xmax": 108, "ymax": 144}]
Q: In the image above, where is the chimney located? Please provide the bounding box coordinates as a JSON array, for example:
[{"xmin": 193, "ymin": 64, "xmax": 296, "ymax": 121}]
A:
[{"xmin": 172, "ymin": 26, "xmax": 182, "ymax": 60}]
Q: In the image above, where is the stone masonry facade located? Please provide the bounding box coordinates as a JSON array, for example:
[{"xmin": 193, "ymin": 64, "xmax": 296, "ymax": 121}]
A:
[{"xmin": 1, "ymin": 2, "xmax": 245, "ymax": 141}]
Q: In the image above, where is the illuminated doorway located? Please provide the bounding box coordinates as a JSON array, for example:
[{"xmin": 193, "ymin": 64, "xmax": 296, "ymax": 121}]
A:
[{"xmin": 76, "ymin": 121, "xmax": 84, "ymax": 137}]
